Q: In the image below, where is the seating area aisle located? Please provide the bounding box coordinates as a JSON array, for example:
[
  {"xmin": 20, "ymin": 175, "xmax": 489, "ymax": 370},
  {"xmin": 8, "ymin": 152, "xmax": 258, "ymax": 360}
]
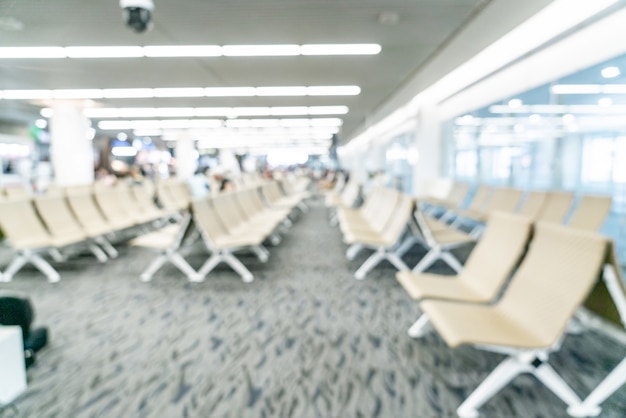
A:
[{"xmin": 0, "ymin": 198, "xmax": 625, "ymax": 417}]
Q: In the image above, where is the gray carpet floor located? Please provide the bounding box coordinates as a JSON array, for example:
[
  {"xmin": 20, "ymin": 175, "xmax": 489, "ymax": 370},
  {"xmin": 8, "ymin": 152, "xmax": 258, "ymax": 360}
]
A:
[{"xmin": 1, "ymin": 197, "xmax": 626, "ymax": 418}]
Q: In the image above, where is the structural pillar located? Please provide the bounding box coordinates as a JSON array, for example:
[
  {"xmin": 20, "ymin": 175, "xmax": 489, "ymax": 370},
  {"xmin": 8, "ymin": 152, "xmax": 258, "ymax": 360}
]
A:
[
  {"xmin": 49, "ymin": 102, "xmax": 94, "ymax": 186},
  {"xmin": 412, "ymin": 106, "xmax": 442, "ymax": 197},
  {"xmin": 174, "ymin": 132, "xmax": 197, "ymax": 180}
]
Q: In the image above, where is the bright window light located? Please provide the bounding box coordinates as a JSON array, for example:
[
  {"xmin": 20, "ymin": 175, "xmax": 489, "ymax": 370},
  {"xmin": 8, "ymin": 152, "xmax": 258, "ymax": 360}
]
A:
[
  {"xmin": 301, "ymin": 44, "xmax": 381, "ymax": 55},
  {"xmin": 222, "ymin": 45, "xmax": 301, "ymax": 56},
  {"xmin": 0, "ymin": 47, "xmax": 66, "ymax": 58},
  {"xmin": 144, "ymin": 45, "xmax": 222, "ymax": 57},
  {"xmin": 40, "ymin": 108, "xmax": 54, "ymax": 118},
  {"xmin": 111, "ymin": 147, "xmax": 137, "ymax": 157},
  {"xmin": 65, "ymin": 46, "xmax": 143, "ymax": 58},
  {"xmin": 601, "ymin": 66, "xmax": 621, "ymax": 78},
  {"xmin": 552, "ymin": 84, "xmax": 626, "ymax": 94},
  {"xmin": 551, "ymin": 84, "xmax": 603, "ymax": 94},
  {"xmin": 267, "ymin": 149, "xmax": 310, "ymax": 166}
]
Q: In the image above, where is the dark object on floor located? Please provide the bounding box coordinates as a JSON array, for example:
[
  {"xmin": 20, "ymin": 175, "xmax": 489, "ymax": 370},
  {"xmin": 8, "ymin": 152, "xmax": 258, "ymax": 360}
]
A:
[{"xmin": 0, "ymin": 293, "xmax": 49, "ymax": 368}]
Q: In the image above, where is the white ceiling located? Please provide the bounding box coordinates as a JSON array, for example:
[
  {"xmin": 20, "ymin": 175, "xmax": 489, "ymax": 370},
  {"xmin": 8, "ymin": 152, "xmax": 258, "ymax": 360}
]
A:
[{"xmin": 0, "ymin": 0, "xmax": 487, "ymax": 143}]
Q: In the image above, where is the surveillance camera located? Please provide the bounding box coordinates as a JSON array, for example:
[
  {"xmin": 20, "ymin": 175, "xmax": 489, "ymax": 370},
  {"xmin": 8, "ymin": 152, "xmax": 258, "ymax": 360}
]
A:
[{"xmin": 120, "ymin": 0, "xmax": 154, "ymax": 33}]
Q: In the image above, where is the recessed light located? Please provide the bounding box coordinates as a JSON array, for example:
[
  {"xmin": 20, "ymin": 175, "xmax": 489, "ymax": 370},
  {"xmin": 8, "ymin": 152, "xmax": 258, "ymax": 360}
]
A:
[
  {"xmin": 508, "ymin": 99, "xmax": 523, "ymax": 108},
  {"xmin": 601, "ymin": 66, "xmax": 621, "ymax": 79}
]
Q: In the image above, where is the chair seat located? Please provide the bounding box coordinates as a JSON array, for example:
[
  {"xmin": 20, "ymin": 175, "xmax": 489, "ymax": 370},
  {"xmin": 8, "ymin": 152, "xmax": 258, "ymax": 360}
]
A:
[
  {"xmin": 396, "ymin": 271, "xmax": 485, "ymax": 302},
  {"xmin": 420, "ymin": 300, "xmax": 546, "ymax": 348}
]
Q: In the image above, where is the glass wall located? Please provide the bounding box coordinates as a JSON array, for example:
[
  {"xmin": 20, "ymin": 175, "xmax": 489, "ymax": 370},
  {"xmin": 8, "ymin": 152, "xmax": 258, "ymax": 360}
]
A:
[{"xmin": 445, "ymin": 53, "xmax": 626, "ymax": 265}]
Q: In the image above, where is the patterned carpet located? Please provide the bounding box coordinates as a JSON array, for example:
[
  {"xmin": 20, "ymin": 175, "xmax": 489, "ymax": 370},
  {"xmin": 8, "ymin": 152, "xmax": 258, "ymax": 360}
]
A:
[{"xmin": 1, "ymin": 197, "xmax": 625, "ymax": 418}]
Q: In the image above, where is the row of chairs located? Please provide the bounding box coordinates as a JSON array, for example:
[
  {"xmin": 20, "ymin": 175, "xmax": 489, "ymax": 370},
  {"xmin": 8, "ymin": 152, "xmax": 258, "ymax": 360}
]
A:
[
  {"xmin": 396, "ymin": 209, "xmax": 626, "ymax": 417},
  {"xmin": 132, "ymin": 181, "xmax": 308, "ymax": 283},
  {"xmin": 0, "ymin": 179, "xmax": 192, "ymax": 283},
  {"xmin": 328, "ymin": 180, "xmax": 626, "ymax": 415},
  {"xmin": 424, "ymin": 183, "xmax": 612, "ymax": 236}
]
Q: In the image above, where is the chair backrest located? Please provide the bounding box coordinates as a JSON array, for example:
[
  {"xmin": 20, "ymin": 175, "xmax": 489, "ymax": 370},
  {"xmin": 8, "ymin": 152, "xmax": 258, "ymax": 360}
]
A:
[
  {"xmin": 33, "ymin": 195, "xmax": 87, "ymax": 240},
  {"xmin": 211, "ymin": 193, "xmax": 246, "ymax": 233},
  {"xmin": 484, "ymin": 188, "xmax": 524, "ymax": 215},
  {"xmin": 363, "ymin": 189, "xmax": 400, "ymax": 232},
  {"xmin": 447, "ymin": 182, "xmax": 469, "ymax": 207},
  {"xmin": 461, "ymin": 212, "xmax": 533, "ymax": 299},
  {"xmin": 501, "ymin": 223, "xmax": 607, "ymax": 347},
  {"xmin": 567, "ymin": 194, "xmax": 612, "ymax": 231},
  {"xmin": 65, "ymin": 188, "xmax": 112, "ymax": 233},
  {"xmin": 466, "ymin": 185, "xmax": 491, "ymax": 212},
  {"xmin": 536, "ymin": 191, "xmax": 574, "ymax": 224},
  {"xmin": 517, "ymin": 191, "xmax": 547, "ymax": 219},
  {"xmin": 156, "ymin": 179, "xmax": 179, "ymax": 211},
  {"xmin": 340, "ymin": 179, "xmax": 360, "ymax": 207},
  {"xmin": 190, "ymin": 198, "xmax": 228, "ymax": 246},
  {"xmin": 0, "ymin": 198, "xmax": 52, "ymax": 248},
  {"xmin": 166, "ymin": 180, "xmax": 191, "ymax": 210},
  {"xmin": 379, "ymin": 195, "xmax": 415, "ymax": 243}
]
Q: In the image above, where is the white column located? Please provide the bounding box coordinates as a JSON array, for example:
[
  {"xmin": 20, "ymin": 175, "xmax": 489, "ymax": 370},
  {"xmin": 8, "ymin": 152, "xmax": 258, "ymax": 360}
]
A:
[
  {"xmin": 412, "ymin": 106, "xmax": 442, "ymax": 197},
  {"xmin": 49, "ymin": 102, "xmax": 94, "ymax": 186},
  {"xmin": 174, "ymin": 132, "xmax": 197, "ymax": 181}
]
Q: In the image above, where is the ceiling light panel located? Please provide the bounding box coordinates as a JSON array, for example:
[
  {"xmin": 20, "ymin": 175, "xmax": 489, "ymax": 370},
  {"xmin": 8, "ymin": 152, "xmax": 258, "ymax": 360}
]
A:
[
  {"xmin": 0, "ymin": 47, "xmax": 66, "ymax": 58},
  {"xmin": 1, "ymin": 87, "xmax": 359, "ymax": 100},
  {"xmin": 0, "ymin": 44, "xmax": 381, "ymax": 59},
  {"xmin": 54, "ymin": 106, "xmax": 350, "ymax": 119},
  {"xmin": 144, "ymin": 45, "xmax": 222, "ymax": 57},
  {"xmin": 65, "ymin": 46, "xmax": 143, "ymax": 58},
  {"xmin": 300, "ymin": 44, "xmax": 381, "ymax": 55},
  {"xmin": 222, "ymin": 44, "xmax": 301, "ymax": 56}
]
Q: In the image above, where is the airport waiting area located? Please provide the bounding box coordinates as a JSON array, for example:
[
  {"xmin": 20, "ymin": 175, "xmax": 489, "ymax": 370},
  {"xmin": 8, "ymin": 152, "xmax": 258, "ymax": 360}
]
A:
[{"xmin": 0, "ymin": 173, "xmax": 625, "ymax": 418}]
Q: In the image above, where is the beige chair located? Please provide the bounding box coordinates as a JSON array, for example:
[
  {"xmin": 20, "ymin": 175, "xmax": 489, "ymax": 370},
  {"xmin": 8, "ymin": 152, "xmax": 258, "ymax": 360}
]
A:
[
  {"xmin": 339, "ymin": 188, "xmax": 399, "ymax": 239},
  {"xmin": 33, "ymin": 194, "xmax": 109, "ymax": 263},
  {"xmin": 517, "ymin": 190, "xmax": 547, "ymax": 219},
  {"xmin": 234, "ymin": 188, "xmax": 290, "ymax": 232},
  {"xmin": 0, "ymin": 198, "xmax": 99, "ymax": 282},
  {"xmin": 212, "ymin": 192, "xmax": 278, "ymax": 243},
  {"xmin": 424, "ymin": 182, "xmax": 469, "ymax": 215},
  {"xmin": 444, "ymin": 184, "xmax": 491, "ymax": 224},
  {"xmin": 130, "ymin": 213, "xmax": 202, "ymax": 282},
  {"xmin": 452, "ymin": 187, "xmax": 524, "ymax": 237},
  {"xmin": 567, "ymin": 194, "xmax": 612, "ymax": 231},
  {"xmin": 396, "ymin": 212, "xmax": 532, "ymax": 337},
  {"xmin": 404, "ymin": 208, "xmax": 475, "ymax": 274},
  {"xmin": 569, "ymin": 242, "xmax": 626, "ymax": 417},
  {"xmin": 64, "ymin": 186, "xmax": 120, "ymax": 258},
  {"xmin": 191, "ymin": 198, "xmax": 269, "ymax": 282},
  {"xmin": 92, "ymin": 184, "xmax": 139, "ymax": 231},
  {"xmin": 344, "ymin": 194, "xmax": 415, "ymax": 279},
  {"xmin": 536, "ymin": 191, "xmax": 574, "ymax": 223},
  {"xmin": 418, "ymin": 223, "xmax": 608, "ymax": 417}
]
